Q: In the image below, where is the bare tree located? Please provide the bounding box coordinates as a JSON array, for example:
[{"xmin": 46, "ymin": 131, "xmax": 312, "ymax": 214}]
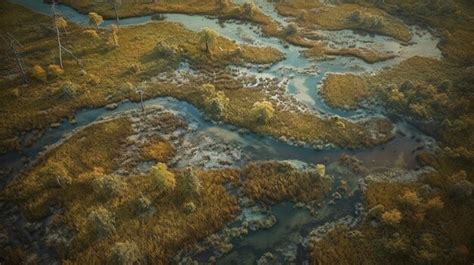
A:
[
  {"xmin": 2, "ymin": 33, "xmax": 28, "ymax": 84},
  {"xmin": 51, "ymin": 3, "xmax": 81, "ymax": 69},
  {"xmin": 109, "ymin": 0, "xmax": 122, "ymax": 26}
]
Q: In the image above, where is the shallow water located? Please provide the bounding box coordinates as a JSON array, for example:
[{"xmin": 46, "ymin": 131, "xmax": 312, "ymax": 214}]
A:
[{"xmin": 3, "ymin": 1, "xmax": 440, "ymax": 263}]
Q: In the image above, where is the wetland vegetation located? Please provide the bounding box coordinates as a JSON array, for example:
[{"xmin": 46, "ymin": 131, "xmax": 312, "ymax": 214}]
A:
[{"xmin": 0, "ymin": 0, "xmax": 473, "ymax": 264}]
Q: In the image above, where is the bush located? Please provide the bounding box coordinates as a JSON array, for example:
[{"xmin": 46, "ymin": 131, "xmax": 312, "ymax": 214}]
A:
[
  {"xmin": 183, "ymin": 201, "xmax": 196, "ymax": 214},
  {"xmin": 149, "ymin": 163, "xmax": 176, "ymax": 192},
  {"xmin": 381, "ymin": 209, "xmax": 402, "ymax": 226},
  {"xmin": 367, "ymin": 204, "xmax": 385, "ymax": 220},
  {"xmin": 251, "ymin": 100, "xmax": 275, "ymax": 124},
  {"xmin": 205, "ymin": 91, "xmax": 229, "ymax": 118},
  {"xmin": 89, "ymin": 12, "xmax": 103, "ymax": 30},
  {"xmin": 133, "ymin": 195, "xmax": 154, "ymax": 217},
  {"xmin": 48, "ymin": 64, "xmax": 64, "ymax": 77},
  {"xmin": 315, "ymin": 164, "xmax": 326, "ymax": 177},
  {"xmin": 179, "ymin": 167, "xmax": 202, "ymax": 197},
  {"xmin": 449, "ymin": 180, "xmax": 473, "ymax": 201},
  {"xmin": 84, "ymin": 29, "xmax": 99, "ymax": 39},
  {"xmin": 87, "ymin": 207, "xmax": 115, "ymax": 238},
  {"xmin": 347, "ymin": 10, "xmax": 361, "ymax": 23},
  {"xmin": 284, "ymin": 23, "xmax": 298, "ymax": 36},
  {"xmin": 438, "ymin": 79, "xmax": 452, "ymax": 92},
  {"xmin": 108, "ymin": 241, "xmax": 141, "ymax": 265},
  {"xmin": 399, "ymin": 190, "xmax": 421, "ymax": 209},
  {"xmin": 31, "ymin": 65, "xmax": 47, "ymax": 82},
  {"xmin": 92, "ymin": 175, "xmax": 126, "ymax": 199}
]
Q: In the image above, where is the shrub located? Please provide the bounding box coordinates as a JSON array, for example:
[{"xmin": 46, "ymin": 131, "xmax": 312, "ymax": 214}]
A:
[
  {"xmin": 149, "ymin": 163, "xmax": 176, "ymax": 192},
  {"xmin": 201, "ymin": 83, "xmax": 217, "ymax": 97},
  {"xmin": 108, "ymin": 241, "xmax": 141, "ymax": 265},
  {"xmin": 198, "ymin": 27, "xmax": 218, "ymax": 55},
  {"xmin": 347, "ymin": 10, "xmax": 361, "ymax": 23},
  {"xmin": 91, "ymin": 175, "xmax": 126, "ymax": 199},
  {"xmin": 183, "ymin": 201, "xmax": 196, "ymax": 214},
  {"xmin": 54, "ymin": 16, "xmax": 68, "ymax": 31},
  {"xmin": 449, "ymin": 180, "xmax": 473, "ymax": 201},
  {"xmin": 284, "ymin": 23, "xmax": 298, "ymax": 36},
  {"xmin": 87, "ymin": 207, "xmax": 115, "ymax": 238},
  {"xmin": 251, "ymin": 100, "xmax": 275, "ymax": 124},
  {"xmin": 424, "ymin": 196, "xmax": 444, "ymax": 210},
  {"xmin": 399, "ymin": 190, "xmax": 421, "ymax": 208},
  {"xmin": 315, "ymin": 164, "xmax": 326, "ymax": 177},
  {"xmin": 381, "ymin": 209, "xmax": 402, "ymax": 226},
  {"xmin": 205, "ymin": 91, "xmax": 229, "ymax": 118},
  {"xmin": 242, "ymin": 2, "xmax": 259, "ymax": 19},
  {"xmin": 179, "ymin": 167, "xmax": 202, "ymax": 197},
  {"xmin": 48, "ymin": 64, "xmax": 64, "ymax": 77},
  {"xmin": 133, "ymin": 195, "xmax": 154, "ymax": 217},
  {"xmin": 31, "ymin": 65, "xmax": 47, "ymax": 82},
  {"xmin": 88, "ymin": 12, "xmax": 103, "ymax": 31},
  {"xmin": 367, "ymin": 204, "xmax": 385, "ymax": 220},
  {"xmin": 84, "ymin": 29, "xmax": 99, "ymax": 39},
  {"xmin": 438, "ymin": 79, "xmax": 452, "ymax": 92}
]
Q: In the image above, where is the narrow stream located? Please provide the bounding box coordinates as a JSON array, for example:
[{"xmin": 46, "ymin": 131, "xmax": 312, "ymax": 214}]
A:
[{"xmin": 3, "ymin": 1, "xmax": 441, "ymax": 264}]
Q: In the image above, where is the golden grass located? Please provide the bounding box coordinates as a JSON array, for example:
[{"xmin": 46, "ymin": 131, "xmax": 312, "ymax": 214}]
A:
[
  {"xmin": 243, "ymin": 161, "xmax": 331, "ymax": 203},
  {"xmin": 275, "ymin": 0, "xmax": 412, "ymax": 42},
  {"xmin": 4, "ymin": 117, "xmax": 241, "ymax": 264},
  {"xmin": 320, "ymin": 74, "xmax": 368, "ymax": 110},
  {"xmin": 0, "ymin": 2, "xmax": 282, "ymax": 154},
  {"xmin": 312, "ymin": 156, "xmax": 474, "ymax": 265}
]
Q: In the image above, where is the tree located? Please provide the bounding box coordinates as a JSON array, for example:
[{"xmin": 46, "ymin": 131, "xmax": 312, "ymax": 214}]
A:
[
  {"xmin": 2, "ymin": 33, "xmax": 28, "ymax": 84},
  {"xmin": 205, "ymin": 91, "xmax": 229, "ymax": 118},
  {"xmin": 198, "ymin": 27, "xmax": 218, "ymax": 55},
  {"xmin": 251, "ymin": 100, "xmax": 275, "ymax": 124},
  {"xmin": 89, "ymin": 12, "xmax": 104, "ymax": 32},
  {"xmin": 52, "ymin": 4, "xmax": 81, "ymax": 69},
  {"xmin": 108, "ymin": 0, "xmax": 122, "ymax": 26},
  {"xmin": 150, "ymin": 163, "xmax": 176, "ymax": 192}
]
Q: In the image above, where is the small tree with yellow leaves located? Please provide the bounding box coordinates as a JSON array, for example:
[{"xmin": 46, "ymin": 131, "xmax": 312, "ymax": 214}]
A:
[
  {"xmin": 150, "ymin": 163, "xmax": 176, "ymax": 192},
  {"xmin": 89, "ymin": 12, "xmax": 104, "ymax": 32},
  {"xmin": 251, "ymin": 100, "xmax": 275, "ymax": 124}
]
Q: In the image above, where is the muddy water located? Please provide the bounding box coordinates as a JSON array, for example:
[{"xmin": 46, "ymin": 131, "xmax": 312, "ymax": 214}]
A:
[{"xmin": 3, "ymin": 1, "xmax": 440, "ymax": 264}]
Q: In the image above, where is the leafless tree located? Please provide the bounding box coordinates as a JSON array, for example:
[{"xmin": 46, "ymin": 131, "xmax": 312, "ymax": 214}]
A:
[
  {"xmin": 51, "ymin": 3, "xmax": 81, "ymax": 69},
  {"xmin": 2, "ymin": 33, "xmax": 28, "ymax": 84},
  {"xmin": 109, "ymin": 0, "xmax": 122, "ymax": 26}
]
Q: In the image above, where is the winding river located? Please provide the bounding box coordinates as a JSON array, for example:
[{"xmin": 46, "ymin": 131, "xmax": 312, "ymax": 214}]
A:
[{"xmin": 2, "ymin": 0, "xmax": 442, "ymax": 263}]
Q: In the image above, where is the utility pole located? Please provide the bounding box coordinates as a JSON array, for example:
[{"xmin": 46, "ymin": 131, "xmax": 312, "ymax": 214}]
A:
[{"xmin": 3, "ymin": 33, "xmax": 28, "ymax": 84}]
